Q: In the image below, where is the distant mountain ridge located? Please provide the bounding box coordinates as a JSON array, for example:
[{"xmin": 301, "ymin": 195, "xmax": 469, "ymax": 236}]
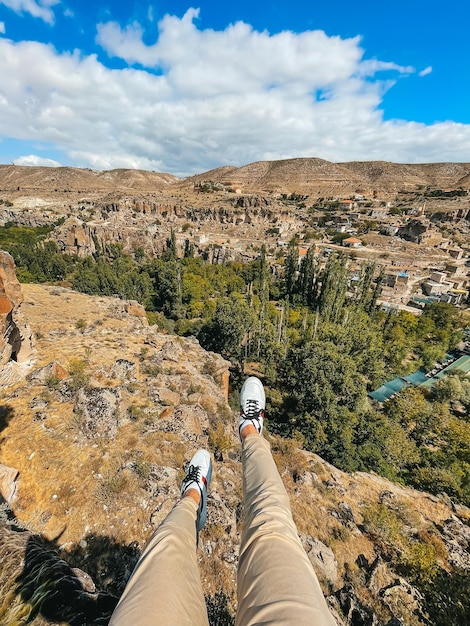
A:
[
  {"xmin": 183, "ymin": 158, "xmax": 470, "ymax": 195},
  {"xmin": 0, "ymin": 165, "xmax": 178, "ymax": 193},
  {"xmin": 1, "ymin": 158, "xmax": 470, "ymax": 198}
]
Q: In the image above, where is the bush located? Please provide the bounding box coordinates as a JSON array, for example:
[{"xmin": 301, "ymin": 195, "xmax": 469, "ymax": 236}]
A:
[
  {"xmin": 361, "ymin": 503, "xmax": 404, "ymax": 546},
  {"xmin": 399, "ymin": 541, "xmax": 438, "ymax": 584},
  {"xmin": 75, "ymin": 319, "xmax": 87, "ymax": 332},
  {"xmin": 271, "ymin": 435, "xmax": 310, "ymax": 482},
  {"xmin": 208, "ymin": 423, "xmax": 232, "ymax": 460}
]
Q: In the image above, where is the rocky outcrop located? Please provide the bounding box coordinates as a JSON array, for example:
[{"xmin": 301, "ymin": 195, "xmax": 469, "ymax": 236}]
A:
[
  {"xmin": 0, "ymin": 464, "xmax": 19, "ymax": 504},
  {"xmin": 0, "ymin": 251, "xmax": 23, "ymax": 366},
  {"xmin": 53, "ymin": 216, "xmax": 97, "ymax": 257},
  {"xmin": 0, "ymin": 251, "xmax": 33, "ymax": 374},
  {"xmin": 0, "ymin": 521, "xmax": 118, "ymax": 625},
  {"xmin": 27, "ymin": 361, "xmax": 69, "ymax": 385},
  {"xmin": 74, "ymin": 387, "xmax": 122, "ymax": 439}
]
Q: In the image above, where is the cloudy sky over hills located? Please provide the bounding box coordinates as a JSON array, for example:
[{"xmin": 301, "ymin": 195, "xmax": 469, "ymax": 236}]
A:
[{"xmin": 0, "ymin": 0, "xmax": 469, "ymax": 176}]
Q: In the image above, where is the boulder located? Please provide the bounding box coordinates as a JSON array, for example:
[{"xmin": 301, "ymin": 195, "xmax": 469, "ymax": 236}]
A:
[
  {"xmin": 27, "ymin": 361, "xmax": 69, "ymax": 385},
  {"xmin": 125, "ymin": 300, "xmax": 148, "ymax": 321},
  {"xmin": 152, "ymin": 388, "xmax": 181, "ymax": 406},
  {"xmin": 110, "ymin": 359, "xmax": 137, "ymax": 382},
  {"xmin": 334, "ymin": 584, "xmax": 377, "ymax": 626},
  {"xmin": 150, "ymin": 403, "xmax": 209, "ymax": 442},
  {"xmin": 442, "ymin": 516, "xmax": 470, "ymax": 569},
  {"xmin": 0, "ymin": 464, "xmax": 18, "ymax": 504},
  {"xmin": 74, "ymin": 387, "xmax": 121, "ymax": 439},
  {"xmin": 303, "ymin": 535, "xmax": 338, "ymax": 585},
  {"xmin": 161, "ymin": 340, "xmax": 183, "ymax": 362},
  {"xmin": 380, "ymin": 579, "xmax": 424, "ymax": 624}
]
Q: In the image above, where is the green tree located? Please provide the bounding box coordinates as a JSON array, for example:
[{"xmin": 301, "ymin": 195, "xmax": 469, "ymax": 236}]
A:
[
  {"xmin": 317, "ymin": 253, "xmax": 348, "ymax": 323},
  {"xmin": 297, "ymin": 245, "xmax": 318, "ymax": 308},
  {"xmin": 274, "ymin": 340, "xmax": 367, "ymax": 468},
  {"xmin": 198, "ymin": 295, "xmax": 255, "ymax": 366},
  {"xmin": 283, "ymin": 240, "xmax": 298, "ymax": 301}
]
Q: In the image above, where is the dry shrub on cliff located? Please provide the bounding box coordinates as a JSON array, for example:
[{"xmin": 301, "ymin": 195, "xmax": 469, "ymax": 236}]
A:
[{"xmin": 270, "ymin": 434, "xmax": 310, "ymax": 482}]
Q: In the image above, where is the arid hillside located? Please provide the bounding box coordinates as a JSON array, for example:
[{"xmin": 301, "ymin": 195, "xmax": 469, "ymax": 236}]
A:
[
  {"xmin": 180, "ymin": 158, "xmax": 470, "ymax": 196},
  {"xmin": 0, "ymin": 165, "xmax": 178, "ymax": 194},
  {"xmin": 0, "ymin": 273, "xmax": 469, "ymax": 626},
  {"xmin": 2, "ymin": 159, "xmax": 470, "ymax": 206}
]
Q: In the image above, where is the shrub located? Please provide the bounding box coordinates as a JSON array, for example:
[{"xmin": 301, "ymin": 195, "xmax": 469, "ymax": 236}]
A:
[
  {"xmin": 75, "ymin": 318, "xmax": 87, "ymax": 332},
  {"xmin": 271, "ymin": 435, "xmax": 310, "ymax": 482},
  {"xmin": 399, "ymin": 541, "xmax": 438, "ymax": 584},
  {"xmin": 45, "ymin": 375, "xmax": 61, "ymax": 390},
  {"xmin": 361, "ymin": 503, "xmax": 404, "ymax": 546},
  {"xmin": 208, "ymin": 423, "xmax": 232, "ymax": 459},
  {"xmin": 127, "ymin": 405, "xmax": 145, "ymax": 421}
]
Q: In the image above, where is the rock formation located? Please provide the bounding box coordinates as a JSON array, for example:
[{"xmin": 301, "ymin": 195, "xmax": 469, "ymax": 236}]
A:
[{"xmin": 0, "ymin": 252, "xmax": 33, "ymax": 375}]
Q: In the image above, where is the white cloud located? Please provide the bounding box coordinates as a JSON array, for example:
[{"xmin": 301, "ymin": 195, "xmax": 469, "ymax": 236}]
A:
[
  {"xmin": 419, "ymin": 66, "xmax": 433, "ymax": 77},
  {"xmin": 0, "ymin": 21, "xmax": 5, "ymax": 34},
  {"xmin": 96, "ymin": 9, "xmax": 366, "ymax": 96},
  {"xmin": 0, "ymin": 0, "xmax": 59, "ymax": 25},
  {"xmin": 0, "ymin": 12, "xmax": 469, "ymax": 176},
  {"xmin": 14, "ymin": 154, "xmax": 61, "ymax": 166}
]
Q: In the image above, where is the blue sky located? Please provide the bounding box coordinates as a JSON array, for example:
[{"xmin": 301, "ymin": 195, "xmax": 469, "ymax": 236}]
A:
[{"xmin": 0, "ymin": 0, "xmax": 469, "ymax": 176}]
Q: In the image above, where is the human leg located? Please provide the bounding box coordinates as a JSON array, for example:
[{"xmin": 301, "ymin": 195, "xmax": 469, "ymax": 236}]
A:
[
  {"xmin": 110, "ymin": 450, "xmax": 212, "ymax": 626},
  {"xmin": 236, "ymin": 379, "xmax": 336, "ymax": 626}
]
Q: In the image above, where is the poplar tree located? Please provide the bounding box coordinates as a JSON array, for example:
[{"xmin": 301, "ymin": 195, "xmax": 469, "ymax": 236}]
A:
[
  {"xmin": 284, "ymin": 240, "xmax": 298, "ymax": 301},
  {"xmin": 297, "ymin": 245, "xmax": 316, "ymax": 307},
  {"xmin": 256, "ymin": 245, "xmax": 270, "ymax": 357},
  {"xmin": 318, "ymin": 253, "xmax": 348, "ymax": 323},
  {"xmin": 358, "ymin": 261, "xmax": 376, "ymax": 307}
]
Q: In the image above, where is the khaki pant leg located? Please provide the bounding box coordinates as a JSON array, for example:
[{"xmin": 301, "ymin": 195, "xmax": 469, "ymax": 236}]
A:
[
  {"xmin": 110, "ymin": 497, "xmax": 209, "ymax": 626},
  {"xmin": 236, "ymin": 435, "xmax": 336, "ymax": 626}
]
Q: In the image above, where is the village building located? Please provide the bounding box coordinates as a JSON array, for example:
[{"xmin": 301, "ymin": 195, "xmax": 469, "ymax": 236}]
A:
[
  {"xmin": 342, "ymin": 236, "xmax": 362, "ymax": 248},
  {"xmin": 384, "ymin": 272, "xmax": 410, "ymax": 289},
  {"xmin": 397, "ymin": 218, "xmax": 442, "ymax": 244},
  {"xmin": 422, "ymin": 280, "xmax": 454, "ymax": 297},
  {"xmin": 370, "ymin": 206, "xmax": 390, "ymax": 219}
]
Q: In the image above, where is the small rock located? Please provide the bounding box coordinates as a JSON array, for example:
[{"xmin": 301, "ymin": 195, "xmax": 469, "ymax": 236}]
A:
[
  {"xmin": 33, "ymin": 411, "xmax": 48, "ymax": 421},
  {"xmin": 155, "ymin": 388, "xmax": 181, "ymax": 406},
  {"xmin": 29, "ymin": 397, "xmax": 48, "ymax": 409},
  {"xmin": 161, "ymin": 340, "xmax": 183, "ymax": 362},
  {"xmin": 379, "ymin": 490, "xmax": 396, "ymax": 504},
  {"xmin": 338, "ymin": 502, "xmax": 355, "ymax": 523},
  {"xmin": 110, "ymin": 359, "xmax": 137, "ymax": 381},
  {"xmin": 72, "ymin": 567, "xmax": 96, "ymax": 593}
]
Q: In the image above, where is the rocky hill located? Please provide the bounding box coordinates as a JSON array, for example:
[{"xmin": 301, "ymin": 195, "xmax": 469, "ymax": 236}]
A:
[
  {"xmin": 0, "ymin": 165, "xmax": 178, "ymax": 194},
  {"xmin": 2, "ymin": 159, "xmax": 470, "ymax": 206},
  {"xmin": 180, "ymin": 158, "xmax": 470, "ymax": 196},
  {"xmin": 0, "ymin": 254, "xmax": 469, "ymax": 625}
]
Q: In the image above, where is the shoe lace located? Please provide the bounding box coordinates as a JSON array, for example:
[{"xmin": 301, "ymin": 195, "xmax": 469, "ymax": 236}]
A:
[
  {"xmin": 183, "ymin": 464, "xmax": 201, "ymax": 488},
  {"xmin": 244, "ymin": 398, "xmax": 261, "ymax": 419}
]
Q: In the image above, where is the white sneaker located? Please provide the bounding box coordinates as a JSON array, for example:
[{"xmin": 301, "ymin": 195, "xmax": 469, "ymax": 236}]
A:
[
  {"xmin": 239, "ymin": 376, "xmax": 266, "ymax": 440},
  {"xmin": 181, "ymin": 449, "xmax": 212, "ymax": 531}
]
